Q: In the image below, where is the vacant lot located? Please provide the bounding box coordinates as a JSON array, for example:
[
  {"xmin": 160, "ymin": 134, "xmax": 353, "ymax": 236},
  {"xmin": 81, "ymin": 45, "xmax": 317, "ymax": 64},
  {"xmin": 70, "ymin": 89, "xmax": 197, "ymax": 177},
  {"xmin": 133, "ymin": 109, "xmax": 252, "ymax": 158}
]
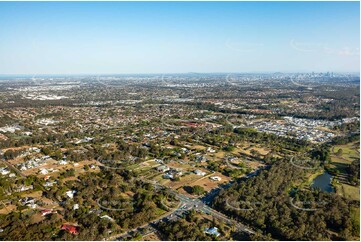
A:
[
  {"xmin": 234, "ymin": 144, "xmax": 271, "ymax": 157},
  {"xmin": 167, "ymin": 160, "xmax": 194, "ymax": 170},
  {"xmin": 187, "ymin": 172, "xmax": 230, "ymax": 192},
  {"xmin": 160, "ymin": 173, "xmax": 200, "ymax": 189},
  {"xmin": 0, "ymin": 204, "xmax": 16, "ymax": 215},
  {"xmin": 142, "ymin": 232, "xmax": 162, "ymax": 241}
]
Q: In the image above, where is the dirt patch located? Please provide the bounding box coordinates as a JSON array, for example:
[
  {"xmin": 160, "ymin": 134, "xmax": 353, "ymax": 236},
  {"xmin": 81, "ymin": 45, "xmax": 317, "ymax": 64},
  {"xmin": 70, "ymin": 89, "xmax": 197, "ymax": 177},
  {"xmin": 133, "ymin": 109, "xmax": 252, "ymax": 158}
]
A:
[
  {"xmin": 142, "ymin": 232, "xmax": 162, "ymax": 241},
  {"xmin": 2, "ymin": 146, "xmax": 31, "ymax": 152},
  {"xmin": 188, "ymin": 172, "xmax": 230, "ymax": 192},
  {"xmin": 163, "ymin": 174, "xmax": 200, "ymax": 190},
  {"xmin": 30, "ymin": 212, "xmax": 46, "ymax": 224},
  {"xmin": 0, "ymin": 204, "xmax": 16, "ymax": 214}
]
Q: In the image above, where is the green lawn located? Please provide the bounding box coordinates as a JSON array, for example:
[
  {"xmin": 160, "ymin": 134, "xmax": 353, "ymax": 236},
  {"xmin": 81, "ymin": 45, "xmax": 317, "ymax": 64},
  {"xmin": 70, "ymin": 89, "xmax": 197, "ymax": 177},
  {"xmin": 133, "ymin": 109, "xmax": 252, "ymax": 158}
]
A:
[
  {"xmin": 335, "ymin": 183, "xmax": 360, "ymax": 201},
  {"xmin": 329, "ymin": 142, "xmax": 360, "ymax": 203},
  {"xmin": 331, "ymin": 142, "xmax": 360, "ymax": 164},
  {"xmin": 350, "ymin": 207, "xmax": 360, "ymax": 239}
]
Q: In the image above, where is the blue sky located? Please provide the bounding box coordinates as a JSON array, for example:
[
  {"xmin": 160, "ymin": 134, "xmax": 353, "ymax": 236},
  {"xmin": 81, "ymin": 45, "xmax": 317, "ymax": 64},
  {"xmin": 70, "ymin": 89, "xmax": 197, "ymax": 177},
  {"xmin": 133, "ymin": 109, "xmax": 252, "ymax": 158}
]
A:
[{"xmin": 0, "ymin": 1, "xmax": 359, "ymax": 74}]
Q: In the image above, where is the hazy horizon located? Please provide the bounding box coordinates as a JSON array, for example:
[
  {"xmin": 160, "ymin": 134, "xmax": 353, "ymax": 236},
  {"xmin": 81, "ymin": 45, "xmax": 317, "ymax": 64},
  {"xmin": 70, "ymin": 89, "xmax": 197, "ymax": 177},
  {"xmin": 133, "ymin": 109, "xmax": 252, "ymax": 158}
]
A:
[{"xmin": 0, "ymin": 71, "xmax": 360, "ymax": 78}]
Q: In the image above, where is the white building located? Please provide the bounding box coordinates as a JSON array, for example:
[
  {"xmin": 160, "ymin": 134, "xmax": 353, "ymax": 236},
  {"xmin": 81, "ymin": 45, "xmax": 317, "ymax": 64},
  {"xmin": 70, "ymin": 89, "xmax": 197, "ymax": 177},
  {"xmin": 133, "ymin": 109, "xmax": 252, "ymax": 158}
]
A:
[
  {"xmin": 210, "ymin": 176, "xmax": 221, "ymax": 181},
  {"xmin": 59, "ymin": 160, "xmax": 68, "ymax": 165},
  {"xmin": 194, "ymin": 169, "xmax": 206, "ymax": 176},
  {"xmin": 65, "ymin": 190, "xmax": 76, "ymax": 199},
  {"xmin": 156, "ymin": 165, "xmax": 170, "ymax": 172}
]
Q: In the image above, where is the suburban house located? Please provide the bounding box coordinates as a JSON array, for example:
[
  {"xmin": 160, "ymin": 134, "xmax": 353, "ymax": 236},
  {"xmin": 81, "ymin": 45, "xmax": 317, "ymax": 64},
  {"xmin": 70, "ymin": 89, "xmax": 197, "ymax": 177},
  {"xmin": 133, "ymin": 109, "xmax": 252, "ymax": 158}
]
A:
[
  {"xmin": 100, "ymin": 215, "xmax": 114, "ymax": 221},
  {"xmin": 204, "ymin": 227, "xmax": 220, "ymax": 237},
  {"xmin": 156, "ymin": 165, "xmax": 170, "ymax": 172},
  {"xmin": 195, "ymin": 155, "xmax": 207, "ymax": 163},
  {"xmin": 163, "ymin": 173, "xmax": 174, "ymax": 179},
  {"xmin": 39, "ymin": 168, "xmax": 49, "ymax": 175},
  {"xmin": 16, "ymin": 185, "xmax": 33, "ymax": 192},
  {"xmin": 65, "ymin": 190, "xmax": 76, "ymax": 199},
  {"xmin": 163, "ymin": 169, "xmax": 182, "ymax": 179},
  {"xmin": 20, "ymin": 197, "xmax": 37, "ymax": 208},
  {"xmin": 194, "ymin": 169, "xmax": 206, "ymax": 176},
  {"xmin": 0, "ymin": 168, "xmax": 10, "ymax": 175},
  {"xmin": 40, "ymin": 209, "xmax": 55, "ymax": 216},
  {"xmin": 210, "ymin": 176, "xmax": 221, "ymax": 181},
  {"xmin": 61, "ymin": 224, "xmax": 79, "ymax": 235},
  {"xmin": 59, "ymin": 160, "xmax": 68, "ymax": 165}
]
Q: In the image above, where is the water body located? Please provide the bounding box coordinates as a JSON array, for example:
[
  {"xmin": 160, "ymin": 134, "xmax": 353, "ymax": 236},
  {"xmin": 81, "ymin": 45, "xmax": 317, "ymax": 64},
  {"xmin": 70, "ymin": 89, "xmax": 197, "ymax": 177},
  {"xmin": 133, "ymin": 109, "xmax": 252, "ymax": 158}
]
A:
[{"xmin": 311, "ymin": 171, "xmax": 334, "ymax": 193}]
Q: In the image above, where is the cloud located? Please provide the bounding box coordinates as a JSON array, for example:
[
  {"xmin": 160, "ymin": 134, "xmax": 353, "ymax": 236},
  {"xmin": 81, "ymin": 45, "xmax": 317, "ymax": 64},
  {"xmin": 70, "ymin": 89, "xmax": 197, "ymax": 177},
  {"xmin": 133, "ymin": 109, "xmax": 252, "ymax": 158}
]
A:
[
  {"xmin": 290, "ymin": 39, "xmax": 359, "ymax": 56},
  {"xmin": 289, "ymin": 39, "xmax": 325, "ymax": 52},
  {"xmin": 338, "ymin": 47, "xmax": 359, "ymax": 56}
]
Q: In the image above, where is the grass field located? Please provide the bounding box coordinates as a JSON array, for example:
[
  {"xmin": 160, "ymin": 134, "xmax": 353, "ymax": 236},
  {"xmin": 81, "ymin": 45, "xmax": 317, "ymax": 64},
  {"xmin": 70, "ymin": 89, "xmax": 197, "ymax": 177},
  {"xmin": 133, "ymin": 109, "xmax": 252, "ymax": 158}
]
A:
[
  {"xmin": 167, "ymin": 160, "xmax": 194, "ymax": 170},
  {"xmin": 334, "ymin": 183, "xmax": 360, "ymax": 201},
  {"xmin": 330, "ymin": 141, "xmax": 360, "ymax": 201},
  {"xmin": 331, "ymin": 141, "xmax": 359, "ymax": 164},
  {"xmin": 234, "ymin": 146, "xmax": 269, "ymax": 156},
  {"xmin": 330, "ymin": 141, "xmax": 359, "ymax": 176}
]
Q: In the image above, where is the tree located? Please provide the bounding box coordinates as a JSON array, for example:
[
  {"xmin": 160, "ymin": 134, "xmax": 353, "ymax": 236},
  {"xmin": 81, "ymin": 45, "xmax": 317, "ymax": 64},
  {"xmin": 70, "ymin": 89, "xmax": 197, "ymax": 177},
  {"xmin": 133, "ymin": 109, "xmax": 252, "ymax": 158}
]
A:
[
  {"xmin": 191, "ymin": 185, "xmax": 205, "ymax": 195},
  {"xmin": 336, "ymin": 148, "xmax": 343, "ymax": 157}
]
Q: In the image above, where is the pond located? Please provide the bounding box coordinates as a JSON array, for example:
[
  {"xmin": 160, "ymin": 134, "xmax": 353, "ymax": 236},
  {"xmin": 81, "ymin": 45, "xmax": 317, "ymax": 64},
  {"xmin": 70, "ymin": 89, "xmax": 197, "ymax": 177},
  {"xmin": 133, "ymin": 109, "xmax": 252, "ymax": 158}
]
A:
[{"xmin": 311, "ymin": 171, "xmax": 335, "ymax": 193}]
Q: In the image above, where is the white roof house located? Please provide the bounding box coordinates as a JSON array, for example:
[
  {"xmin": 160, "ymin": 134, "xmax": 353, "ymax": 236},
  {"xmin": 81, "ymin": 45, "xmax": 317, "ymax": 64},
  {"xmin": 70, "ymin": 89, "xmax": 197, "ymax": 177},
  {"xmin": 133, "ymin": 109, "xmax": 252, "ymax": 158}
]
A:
[
  {"xmin": 207, "ymin": 147, "xmax": 216, "ymax": 153},
  {"xmin": 18, "ymin": 185, "xmax": 33, "ymax": 192},
  {"xmin": 100, "ymin": 215, "xmax": 114, "ymax": 221},
  {"xmin": 65, "ymin": 190, "xmax": 76, "ymax": 199},
  {"xmin": 156, "ymin": 165, "xmax": 170, "ymax": 172},
  {"xmin": 210, "ymin": 176, "xmax": 221, "ymax": 181},
  {"xmin": 39, "ymin": 168, "xmax": 49, "ymax": 175},
  {"xmin": 204, "ymin": 227, "xmax": 220, "ymax": 237},
  {"xmin": 59, "ymin": 160, "xmax": 68, "ymax": 165},
  {"xmin": 194, "ymin": 169, "xmax": 206, "ymax": 176},
  {"xmin": 163, "ymin": 173, "xmax": 174, "ymax": 179},
  {"xmin": 0, "ymin": 168, "xmax": 10, "ymax": 175},
  {"xmin": 44, "ymin": 181, "xmax": 55, "ymax": 187}
]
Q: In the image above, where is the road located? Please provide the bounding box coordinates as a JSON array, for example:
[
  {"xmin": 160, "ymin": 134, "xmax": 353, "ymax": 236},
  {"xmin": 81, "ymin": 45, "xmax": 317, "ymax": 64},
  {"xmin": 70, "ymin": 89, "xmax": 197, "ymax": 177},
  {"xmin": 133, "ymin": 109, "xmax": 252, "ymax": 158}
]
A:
[
  {"xmin": 106, "ymin": 200, "xmax": 184, "ymax": 241},
  {"xmin": 0, "ymin": 158, "xmax": 26, "ymax": 178},
  {"xmin": 109, "ymin": 176, "xmax": 257, "ymax": 241},
  {"xmin": 174, "ymin": 191, "xmax": 254, "ymax": 234}
]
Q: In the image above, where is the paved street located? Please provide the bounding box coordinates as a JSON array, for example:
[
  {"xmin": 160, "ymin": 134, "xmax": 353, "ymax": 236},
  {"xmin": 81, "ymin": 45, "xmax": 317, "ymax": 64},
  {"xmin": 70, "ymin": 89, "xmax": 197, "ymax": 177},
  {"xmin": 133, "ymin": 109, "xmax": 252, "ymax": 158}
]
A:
[{"xmin": 110, "ymin": 178, "xmax": 255, "ymax": 241}]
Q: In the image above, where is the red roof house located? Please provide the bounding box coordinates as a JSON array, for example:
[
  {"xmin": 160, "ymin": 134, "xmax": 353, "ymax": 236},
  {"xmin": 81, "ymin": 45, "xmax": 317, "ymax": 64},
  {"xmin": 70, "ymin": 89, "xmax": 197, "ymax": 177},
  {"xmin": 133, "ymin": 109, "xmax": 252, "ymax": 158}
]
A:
[
  {"xmin": 40, "ymin": 209, "xmax": 53, "ymax": 216},
  {"xmin": 61, "ymin": 224, "xmax": 79, "ymax": 235}
]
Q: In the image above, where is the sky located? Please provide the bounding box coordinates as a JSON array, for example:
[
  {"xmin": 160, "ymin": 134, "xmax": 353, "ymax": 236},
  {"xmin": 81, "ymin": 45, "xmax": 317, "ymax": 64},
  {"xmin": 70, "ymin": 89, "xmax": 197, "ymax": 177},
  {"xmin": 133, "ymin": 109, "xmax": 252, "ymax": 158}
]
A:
[{"xmin": 0, "ymin": 1, "xmax": 359, "ymax": 74}]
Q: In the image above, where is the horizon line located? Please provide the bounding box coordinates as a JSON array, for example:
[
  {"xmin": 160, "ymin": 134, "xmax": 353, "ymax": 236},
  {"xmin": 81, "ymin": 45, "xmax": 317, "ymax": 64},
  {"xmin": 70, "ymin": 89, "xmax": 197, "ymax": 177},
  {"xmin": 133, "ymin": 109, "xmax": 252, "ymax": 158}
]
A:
[{"xmin": 0, "ymin": 71, "xmax": 360, "ymax": 77}]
